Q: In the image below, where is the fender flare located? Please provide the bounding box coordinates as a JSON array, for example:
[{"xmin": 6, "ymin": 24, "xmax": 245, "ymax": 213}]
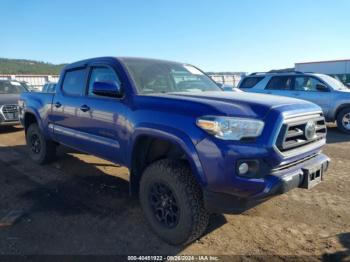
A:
[
  {"xmin": 128, "ymin": 123, "xmax": 207, "ymax": 186},
  {"xmin": 335, "ymin": 103, "xmax": 350, "ymax": 119},
  {"xmin": 23, "ymin": 107, "xmax": 44, "ymax": 131}
]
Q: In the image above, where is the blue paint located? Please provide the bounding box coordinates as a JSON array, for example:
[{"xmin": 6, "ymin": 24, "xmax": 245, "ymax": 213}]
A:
[{"xmin": 19, "ymin": 57, "xmax": 329, "ymax": 210}]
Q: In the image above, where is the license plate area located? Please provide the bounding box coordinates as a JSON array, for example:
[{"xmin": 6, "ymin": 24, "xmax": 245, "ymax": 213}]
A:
[{"xmin": 301, "ymin": 166, "xmax": 323, "ymax": 189}]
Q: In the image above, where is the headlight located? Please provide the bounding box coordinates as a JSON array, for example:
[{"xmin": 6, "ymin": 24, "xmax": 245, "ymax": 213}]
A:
[{"xmin": 196, "ymin": 116, "xmax": 264, "ymax": 140}]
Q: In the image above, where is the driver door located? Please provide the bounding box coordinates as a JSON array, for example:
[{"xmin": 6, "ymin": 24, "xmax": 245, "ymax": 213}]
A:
[
  {"xmin": 75, "ymin": 65, "xmax": 129, "ymax": 164},
  {"xmin": 291, "ymin": 76, "xmax": 331, "ymax": 116}
]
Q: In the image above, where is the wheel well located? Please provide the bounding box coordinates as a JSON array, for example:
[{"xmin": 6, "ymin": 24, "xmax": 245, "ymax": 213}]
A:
[
  {"xmin": 336, "ymin": 104, "xmax": 350, "ymax": 119},
  {"xmin": 130, "ymin": 136, "xmax": 188, "ymax": 195},
  {"xmin": 24, "ymin": 113, "xmax": 37, "ymax": 133}
]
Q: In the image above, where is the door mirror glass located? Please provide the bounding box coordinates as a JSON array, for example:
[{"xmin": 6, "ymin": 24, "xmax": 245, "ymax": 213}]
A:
[
  {"xmin": 92, "ymin": 81, "xmax": 122, "ymax": 97},
  {"xmin": 316, "ymin": 84, "xmax": 330, "ymax": 92}
]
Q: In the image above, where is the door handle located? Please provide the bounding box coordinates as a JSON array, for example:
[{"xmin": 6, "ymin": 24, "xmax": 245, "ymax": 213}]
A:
[
  {"xmin": 80, "ymin": 105, "xmax": 90, "ymax": 112},
  {"xmin": 54, "ymin": 102, "xmax": 62, "ymax": 108},
  {"xmin": 293, "ymin": 93, "xmax": 300, "ymax": 96}
]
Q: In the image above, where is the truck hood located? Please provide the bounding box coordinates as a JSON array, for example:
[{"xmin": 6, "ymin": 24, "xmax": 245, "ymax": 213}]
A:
[
  {"xmin": 0, "ymin": 94, "xmax": 20, "ymax": 105},
  {"xmin": 136, "ymin": 91, "xmax": 321, "ymax": 119}
]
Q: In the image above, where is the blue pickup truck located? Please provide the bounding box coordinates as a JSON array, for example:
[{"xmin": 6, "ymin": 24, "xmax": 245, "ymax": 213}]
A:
[{"xmin": 19, "ymin": 57, "xmax": 330, "ymax": 245}]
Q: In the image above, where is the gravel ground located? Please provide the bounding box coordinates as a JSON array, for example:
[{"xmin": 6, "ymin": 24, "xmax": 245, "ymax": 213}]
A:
[{"xmin": 0, "ymin": 125, "xmax": 349, "ymax": 260}]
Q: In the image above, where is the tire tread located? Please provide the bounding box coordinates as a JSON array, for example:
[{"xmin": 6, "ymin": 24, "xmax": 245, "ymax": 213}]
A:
[{"xmin": 140, "ymin": 159, "xmax": 209, "ymax": 245}]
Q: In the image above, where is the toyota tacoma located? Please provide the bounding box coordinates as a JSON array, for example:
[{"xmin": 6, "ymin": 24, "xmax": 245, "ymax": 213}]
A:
[{"xmin": 19, "ymin": 57, "xmax": 330, "ymax": 245}]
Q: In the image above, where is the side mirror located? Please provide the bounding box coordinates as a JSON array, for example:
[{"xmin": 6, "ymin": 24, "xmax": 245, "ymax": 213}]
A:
[
  {"xmin": 92, "ymin": 81, "xmax": 122, "ymax": 97},
  {"xmin": 316, "ymin": 84, "xmax": 330, "ymax": 92}
]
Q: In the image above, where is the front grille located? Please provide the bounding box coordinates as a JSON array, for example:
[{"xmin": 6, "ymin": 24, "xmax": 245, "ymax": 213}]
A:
[
  {"xmin": 276, "ymin": 114, "xmax": 326, "ymax": 153},
  {"xmin": 1, "ymin": 104, "xmax": 19, "ymax": 121}
]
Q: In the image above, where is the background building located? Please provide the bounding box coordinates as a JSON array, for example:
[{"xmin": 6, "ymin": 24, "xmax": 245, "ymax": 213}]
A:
[{"xmin": 295, "ymin": 59, "xmax": 350, "ymax": 84}]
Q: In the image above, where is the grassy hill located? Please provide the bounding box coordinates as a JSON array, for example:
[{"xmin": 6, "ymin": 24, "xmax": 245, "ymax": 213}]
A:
[{"xmin": 0, "ymin": 58, "xmax": 66, "ymax": 75}]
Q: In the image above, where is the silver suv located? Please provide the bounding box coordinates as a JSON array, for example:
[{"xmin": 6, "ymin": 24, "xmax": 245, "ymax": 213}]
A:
[
  {"xmin": 0, "ymin": 80, "xmax": 28, "ymax": 126},
  {"xmin": 238, "ymin": 72, "xmax": 350, "ymax": 133}
]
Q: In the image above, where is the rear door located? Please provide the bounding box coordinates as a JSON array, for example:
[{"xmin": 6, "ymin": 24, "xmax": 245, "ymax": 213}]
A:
[
  {"xmin": 51, "ymin": 67, "xmax": 89, "ymax": 150},
  {"xmin": 291, "ymin": 75, "xmax": 331, "ymax": 115},
  {"xmin": 264, "ymin": 75, "xmax": 295, "ymax": 97}
]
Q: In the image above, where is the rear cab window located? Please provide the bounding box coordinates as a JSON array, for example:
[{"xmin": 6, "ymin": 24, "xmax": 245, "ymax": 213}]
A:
[
  {"xmin": 62, "ymin": 68, "xmax": 87, "ymax": 95},
  {"xmin": 239, "ymin": 76, "xmax": 264, "ymax": 89}
]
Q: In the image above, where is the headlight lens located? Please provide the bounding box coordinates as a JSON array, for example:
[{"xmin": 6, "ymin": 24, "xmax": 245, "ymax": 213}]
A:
[{"xmin": 196, "ymin": 116, "xmax": 264, "ymax": 140}]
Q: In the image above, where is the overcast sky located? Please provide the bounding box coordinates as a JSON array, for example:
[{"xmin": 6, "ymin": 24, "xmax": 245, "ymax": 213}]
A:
[{"xmin": 1, "ymin": 0, "xmax": 349, "ymax": 72}]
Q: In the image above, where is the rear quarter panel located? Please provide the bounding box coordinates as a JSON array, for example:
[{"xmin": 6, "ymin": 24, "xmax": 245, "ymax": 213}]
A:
[{"xmin": 19, "ymin": 92, "xmax": 54, "ymax": 137}]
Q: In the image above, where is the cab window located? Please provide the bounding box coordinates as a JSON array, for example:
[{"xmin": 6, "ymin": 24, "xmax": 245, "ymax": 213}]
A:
[
  {"xmin": 62, "ymin": 68, "xmax": 87, "ymax": 95},
  {"xmin": 294, "ymin": 76, "xmax": 325, "ymax": 92},
  {"xmin": 240, "ymin": 76, "xmax": 264, "ymax": 88},
  {"xmin": 266, "ymin": 76, "xmax": 293, "ymax": 90}
]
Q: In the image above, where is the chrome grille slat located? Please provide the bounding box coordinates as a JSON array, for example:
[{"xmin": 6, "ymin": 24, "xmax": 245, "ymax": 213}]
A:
[
  {"xmin": 276, "ymin": 113, "xmax": 327, "ymax": 153},
  {"xmin": 285, "ymin": 128, "xmax": 303, "ymax": 138}
]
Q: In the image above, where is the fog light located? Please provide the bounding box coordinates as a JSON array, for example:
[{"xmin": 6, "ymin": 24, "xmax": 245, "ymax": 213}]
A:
[{"xmin": 238, "ymin": 162, "xmax": 249, "ymax": 175}]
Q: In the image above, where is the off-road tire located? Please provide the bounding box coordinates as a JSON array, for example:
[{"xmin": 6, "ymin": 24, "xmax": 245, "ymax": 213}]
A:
[
  {"xmin": 139, "ymin": 159, "xmax": 209, "ymax": 246},
  {"xmin": 26, "ymin": 123, "xmax": 56, "ymax": 164},
  {"xmin": 336, "ymin": 107, "xmax": 350, "ymax": 134}
]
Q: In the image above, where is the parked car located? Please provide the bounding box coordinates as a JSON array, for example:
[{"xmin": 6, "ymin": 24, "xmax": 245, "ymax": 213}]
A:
[
  {"xmin": 25, "ymin": 84, "xmax": 41, "ymax": 92},
  {"xmin": 0, "ymin": 80, "xmax": 28, "ymax": 126},
  {"xmin": 238, "ymin": 72, "xmax": 350, "ymax": 133},
  {"xmin": 19, "ymin": 57, "xmax": 329, "ymax": 245},
  {"xmin": 42, "ymin": 82, "xmax": 57, "ymax": 93},
  {"xmin": 17, "ymin": 81, "xmax": 32, "ymax": 92}
]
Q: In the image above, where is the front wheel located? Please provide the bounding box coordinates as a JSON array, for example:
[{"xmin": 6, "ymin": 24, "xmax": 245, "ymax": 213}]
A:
[
  {"xmin": 26, "ymin": 123, "xmax": 56, "ymax": 164},
  {"xmin": 139, "ymin": 159, "xmax": 209, "ymax": 245},
  {"xmin": 336, "ymin": 108, "xmax": 350, "ymax": 134}
]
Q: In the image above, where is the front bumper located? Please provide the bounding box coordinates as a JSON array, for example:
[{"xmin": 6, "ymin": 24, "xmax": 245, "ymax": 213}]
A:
[{"xmin": 203, "ymin": 153, "xmax": 330, "ymax": 214}]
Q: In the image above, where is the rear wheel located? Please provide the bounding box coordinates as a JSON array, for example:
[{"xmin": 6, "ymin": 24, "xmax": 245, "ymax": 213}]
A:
[
  {"xmin": 336, "ymin": 108, "xmax": 350, "ymax": 134},
  {"xmin": 139, "ymin": 159, "xmax": 209, "ymax": 245},
  {"xmin": 26, "ymin": 123, "xmax": 56, "ymax": 164}
]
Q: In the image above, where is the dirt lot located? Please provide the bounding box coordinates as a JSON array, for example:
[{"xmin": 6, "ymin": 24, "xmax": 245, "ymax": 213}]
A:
[{"xmin": 0, "ymin": 125, "xmax": 349, "ymax": 259}]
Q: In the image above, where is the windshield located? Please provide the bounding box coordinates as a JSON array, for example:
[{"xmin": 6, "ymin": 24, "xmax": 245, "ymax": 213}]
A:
[
  {"xmin": 0, "ymin": 81, "xmax": 28, "ymax": 94},
  {"xmin": 317, "ymin": 74, "xmax": 348, "ymax": 90},
  {"xmin": 122, "ymin": 59, "xmax": 222, "ymax": 94}
]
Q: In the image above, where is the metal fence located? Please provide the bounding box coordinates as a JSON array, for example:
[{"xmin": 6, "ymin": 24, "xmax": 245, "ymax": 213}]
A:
[
  {"xmin": 0, "ymin": 74, "xmax": 59, "ymax": 91},
  {"xmin": 208, "ymin": 74, "xmax": 243, "ymax": 87}
]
